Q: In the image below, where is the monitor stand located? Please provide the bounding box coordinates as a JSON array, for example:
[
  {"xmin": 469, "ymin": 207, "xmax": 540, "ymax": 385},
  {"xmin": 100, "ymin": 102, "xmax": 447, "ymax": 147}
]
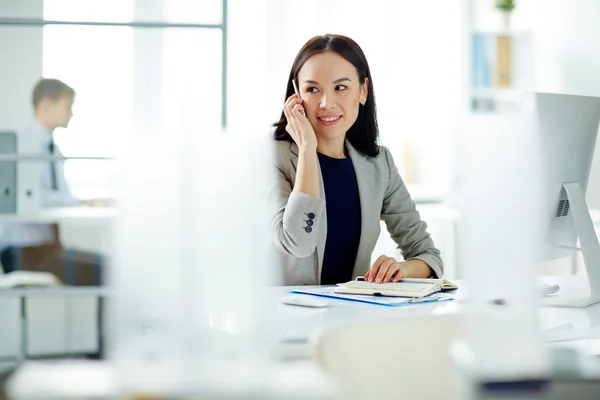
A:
[{"xmin": 541, "ymin": 182, "xmax": 600, "ymax": 308}]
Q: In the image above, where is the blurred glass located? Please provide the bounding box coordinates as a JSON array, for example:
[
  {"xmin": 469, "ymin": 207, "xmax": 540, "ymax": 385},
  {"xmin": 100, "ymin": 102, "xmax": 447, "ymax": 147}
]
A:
[
  {"xmin": 0, "ymin": 25, "xmax": 43, "ymax": 131},
  {"xmin": 110, "ymin": 130, "xmax": 273, "ymax": 395},
  {"xmin": 40, "ymin": 25, "xmax": 221, "ymax": 199},
  {"xmin": 163, "ymin": 0, "xmax": 223, "ymax": 25},
  {"xmin": 0, "ymin": 219, "xmax": 110, "ymax": 366},
  {"xmin": 459, "ymin": 114, "xmax": 547, "ymax": 379},
  {"xmin": 42, "ymin": 0, "xmax": 223, "ymax": 25},
  {"xmin": 43, "ymin": 0, "xmax": 133, "ymax": 23},
  {"xmin": 61, "ymin": 159, "xmax": 120, "ymax": 201},
  {"xmin": 42, "ymin": 24, "xmax": 133, "ymax": 200},
  {"xmin": 162, "ymin": 28, "xmax": 223, "ymax": 134}
]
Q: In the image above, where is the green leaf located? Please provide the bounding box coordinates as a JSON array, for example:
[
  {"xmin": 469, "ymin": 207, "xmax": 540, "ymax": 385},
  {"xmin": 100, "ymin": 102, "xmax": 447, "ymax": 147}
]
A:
[{"xmin": 495, "ymin": 0, "xmax": 515, "ymax": 11}]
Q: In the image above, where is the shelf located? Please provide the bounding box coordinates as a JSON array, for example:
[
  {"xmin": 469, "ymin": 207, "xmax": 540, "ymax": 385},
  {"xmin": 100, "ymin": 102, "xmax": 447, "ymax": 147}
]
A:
[
  {"xmin": 470, "ymin": 88, "xmax": 522, "ymax": 113},
  {"xmin": 471, "ymin": 29, "xmax": 533, "ymax": 38},
  {"xmin": 472, "ymin": 86, "xmax": 520, "ymax": 94},
  {"xmin": 469, "ymin": 31, "xmax": 533, "ymax": 113},
  {"xmin": 471, "ymin": 87, "xmax": 523, "ymax": 99}
]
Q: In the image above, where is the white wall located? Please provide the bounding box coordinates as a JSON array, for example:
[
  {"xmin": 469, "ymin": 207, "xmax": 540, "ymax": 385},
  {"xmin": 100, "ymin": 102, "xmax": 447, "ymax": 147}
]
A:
[
  {"xmin": 0, "ymin": 0, "xmax": 43, "ymax": 132},
  {"xmin": 534, "ymin": 0, "xmax": 600, "ymax": 208},
  {"xmin": 227, "ymin": 0, "xmax": 269, "ymax": 135}
]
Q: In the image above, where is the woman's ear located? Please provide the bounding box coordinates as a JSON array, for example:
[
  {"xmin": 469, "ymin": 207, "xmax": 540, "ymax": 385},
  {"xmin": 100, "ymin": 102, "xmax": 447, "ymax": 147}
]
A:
[{"xmin": 360, "ymin": 77, "xmax": 369, "ymax": 105}]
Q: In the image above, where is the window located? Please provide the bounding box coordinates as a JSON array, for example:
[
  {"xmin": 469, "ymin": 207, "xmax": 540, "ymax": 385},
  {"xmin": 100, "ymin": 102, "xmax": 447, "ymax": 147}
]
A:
[{"xmin": 1, "ymin": 0, "xmax": 227, "ymax": 199}]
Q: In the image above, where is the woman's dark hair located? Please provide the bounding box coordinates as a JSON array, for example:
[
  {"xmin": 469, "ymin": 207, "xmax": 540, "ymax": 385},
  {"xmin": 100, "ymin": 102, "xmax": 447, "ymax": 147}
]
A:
[{"xmin": 273, "ymin": 34, "xmax": 380, "ymax": 157}]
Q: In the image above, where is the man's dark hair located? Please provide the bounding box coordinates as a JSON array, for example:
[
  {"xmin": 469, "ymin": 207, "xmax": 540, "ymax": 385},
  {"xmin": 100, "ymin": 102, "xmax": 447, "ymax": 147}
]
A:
[{"xmin": 32, "ymin": 78, "xmax": 75, "ymax": 109}]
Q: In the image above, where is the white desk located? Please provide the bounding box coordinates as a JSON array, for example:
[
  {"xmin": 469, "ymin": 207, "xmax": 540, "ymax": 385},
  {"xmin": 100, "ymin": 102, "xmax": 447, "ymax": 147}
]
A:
[
  {"xmin": 3, "ymin": 276, "xmax": 600, "ymax": 365},
  {"xmin": 0, "ymin": 207, "xmax": 115, "ymax": 223},
  {"xmin": 269, "ymin": 276, "xmax": 600, "ymax": 359},
  {"xmin": 0, "ymin": 207, "xmax": 114, "ymax": 253},
  {"xmin": 405, "ymin": 183, "xmax": 445, "ymax": 204},
  {"xmin": 5, "ymin": 276, "xmax": 600, "ymax": 399}
]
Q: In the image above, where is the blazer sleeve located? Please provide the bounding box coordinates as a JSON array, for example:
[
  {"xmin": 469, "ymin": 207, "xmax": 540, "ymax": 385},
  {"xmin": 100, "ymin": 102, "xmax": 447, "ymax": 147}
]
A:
[
  {"xmin": 268, "ymin": 161, "xmax": 326, "ymax": 259},
  {"xmin": 380, "ymin": 147, "xmax": 444, "ymax": 278}
]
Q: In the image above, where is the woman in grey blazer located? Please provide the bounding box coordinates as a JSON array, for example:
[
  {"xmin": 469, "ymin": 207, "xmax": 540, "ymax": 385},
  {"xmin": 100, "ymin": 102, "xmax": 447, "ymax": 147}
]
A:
[{"xmin": 269, "ymin": 34, "xmax": 443, "ymax": 286}]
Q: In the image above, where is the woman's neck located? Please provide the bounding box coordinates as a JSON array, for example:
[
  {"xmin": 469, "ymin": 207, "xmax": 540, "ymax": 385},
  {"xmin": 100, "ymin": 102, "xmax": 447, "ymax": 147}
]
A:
[{"xmin": 317, "ymin": 136, "xmax": 346, "ymax": 159}]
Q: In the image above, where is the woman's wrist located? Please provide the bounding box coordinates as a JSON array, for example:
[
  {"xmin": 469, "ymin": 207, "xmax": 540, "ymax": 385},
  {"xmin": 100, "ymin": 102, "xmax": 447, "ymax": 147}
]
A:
[
  {"xmin": 298, "ymin": 144, "xmax": 317, "ymax": 156},
  {"xmin": 402, "ymin": 260, "xmax": 432, "ymax": 279},
  {"xmin": 399, "ymin": 262, "xmax": 412, "ymax": 278},
  {"xmin": 294, "ymin": 144, "xmax": 320, "ymax": 198}
]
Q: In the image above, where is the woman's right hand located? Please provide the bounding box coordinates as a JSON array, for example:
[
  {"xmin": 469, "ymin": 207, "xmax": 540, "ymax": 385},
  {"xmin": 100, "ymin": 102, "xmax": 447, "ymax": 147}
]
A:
[{"xmin": 283, "ymin": 94, "xmax": 317, "ymax": 152}]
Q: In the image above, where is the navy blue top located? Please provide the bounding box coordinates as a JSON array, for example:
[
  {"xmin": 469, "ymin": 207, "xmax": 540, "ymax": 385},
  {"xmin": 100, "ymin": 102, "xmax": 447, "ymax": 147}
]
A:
[{"xmin": 317, "ymin": 152, "xmax": 362, "ymax": 284}]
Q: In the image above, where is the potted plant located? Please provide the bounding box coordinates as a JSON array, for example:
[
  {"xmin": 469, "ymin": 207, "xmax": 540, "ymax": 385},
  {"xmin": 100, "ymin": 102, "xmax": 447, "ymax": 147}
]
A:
[{"xmin": 495, "ymin": 0, "xmax": 515, "ymax": 29}]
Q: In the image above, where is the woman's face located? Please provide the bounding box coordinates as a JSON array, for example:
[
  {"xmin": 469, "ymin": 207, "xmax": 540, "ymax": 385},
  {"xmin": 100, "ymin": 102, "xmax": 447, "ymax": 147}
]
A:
[{"xmin": 296, "ymin": 51, "xmax": 368, "ymax": 142}]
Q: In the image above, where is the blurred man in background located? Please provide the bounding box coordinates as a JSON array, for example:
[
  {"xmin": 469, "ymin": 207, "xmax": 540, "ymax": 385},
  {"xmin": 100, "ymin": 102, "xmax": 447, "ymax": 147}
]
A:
[{"xmin": 0, "ymin": 78, "xmax": 103, "ymax": 285}]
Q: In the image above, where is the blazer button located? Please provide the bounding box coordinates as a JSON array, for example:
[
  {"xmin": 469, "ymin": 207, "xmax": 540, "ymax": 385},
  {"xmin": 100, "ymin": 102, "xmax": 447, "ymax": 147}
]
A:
[
  {"xmin": 305, "ymin": 226, "xmax": 313, "ymax": 233},
  {"xmin": 306, "ymin": 220, "xmax": 314, "ymax": 226},
  {"xmin": 307, "ymin": 212, "xmax": 315, "ymax": 220}
]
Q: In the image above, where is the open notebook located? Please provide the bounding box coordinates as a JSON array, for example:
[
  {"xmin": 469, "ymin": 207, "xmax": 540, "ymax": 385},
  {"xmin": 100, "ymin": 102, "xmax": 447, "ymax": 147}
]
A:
[{"xmin": 335, "ymin": 278, "xmax": 458, "ymax": 298}]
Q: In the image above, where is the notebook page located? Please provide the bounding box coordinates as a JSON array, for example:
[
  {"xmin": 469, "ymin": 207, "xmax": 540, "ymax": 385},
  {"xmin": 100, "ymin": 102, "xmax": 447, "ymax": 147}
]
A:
[{"xmin": 339, "ymin": 281, "xmax": 437, "ymax": 293}]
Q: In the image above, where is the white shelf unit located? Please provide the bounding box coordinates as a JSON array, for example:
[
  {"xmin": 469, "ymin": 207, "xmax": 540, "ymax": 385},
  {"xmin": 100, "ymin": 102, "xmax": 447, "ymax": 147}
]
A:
[{"xmin": 466, "ymin": 0, "xmax": 535, "ymax": 114}]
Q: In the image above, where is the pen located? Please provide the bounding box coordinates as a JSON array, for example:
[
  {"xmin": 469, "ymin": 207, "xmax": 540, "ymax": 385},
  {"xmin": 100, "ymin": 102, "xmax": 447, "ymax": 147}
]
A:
[
  {"xmin": 292, "ymin": 78, "xmax": 300, "ymax": 98},
  {"xmin": 408, "ymin": 296, "xmax": 440, "ymax": 304},
  {"xmin": 291, "ymin": 79, "xmax": 305, "ymax": 116}
]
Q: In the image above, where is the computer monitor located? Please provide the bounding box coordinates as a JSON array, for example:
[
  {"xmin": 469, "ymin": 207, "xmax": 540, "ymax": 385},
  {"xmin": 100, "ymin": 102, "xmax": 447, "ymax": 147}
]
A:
[{"xmin": 525, "ymin": 92, "xmax": 600, "ymax": 307}]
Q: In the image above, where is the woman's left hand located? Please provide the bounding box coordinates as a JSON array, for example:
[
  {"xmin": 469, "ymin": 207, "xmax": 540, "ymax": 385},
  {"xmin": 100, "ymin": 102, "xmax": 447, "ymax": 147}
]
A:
[{"xmin": 364, "ymin": 255, "xmax": 408, "ymax": 283}]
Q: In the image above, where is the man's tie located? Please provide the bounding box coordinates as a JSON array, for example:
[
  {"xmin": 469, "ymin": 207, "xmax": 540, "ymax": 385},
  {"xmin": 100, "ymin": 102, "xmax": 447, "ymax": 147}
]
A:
[{"xmin": 48, "ymin": 140, "xmax": 58, "ymax": 191}]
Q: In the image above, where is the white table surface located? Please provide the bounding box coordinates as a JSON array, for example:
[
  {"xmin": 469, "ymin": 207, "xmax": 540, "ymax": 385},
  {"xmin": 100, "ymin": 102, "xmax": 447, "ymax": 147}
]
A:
[
  {"xmin": 267, "ymin": 275, "xmax": 600, "ymax": 358},
  {"xmin": 0, "ymin": 207, "xmax": 115, "ymax": 223},
  {"xmin": 0, "ymin": 287, "xmax": 109, "ymax": 298},
  {"xmin": 2, "ymin": 275, "xmax": 600, "ymax": 360},
  {"xmin": 5, "ymin": 275, "xmax": 600, "ymax": 399}
]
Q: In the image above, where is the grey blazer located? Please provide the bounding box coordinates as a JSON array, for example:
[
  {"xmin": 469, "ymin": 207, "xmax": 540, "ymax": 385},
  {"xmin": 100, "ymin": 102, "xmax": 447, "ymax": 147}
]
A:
[{"xmin": 269, "ymin": 140, "xmax": 443, "ymax": 286}]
